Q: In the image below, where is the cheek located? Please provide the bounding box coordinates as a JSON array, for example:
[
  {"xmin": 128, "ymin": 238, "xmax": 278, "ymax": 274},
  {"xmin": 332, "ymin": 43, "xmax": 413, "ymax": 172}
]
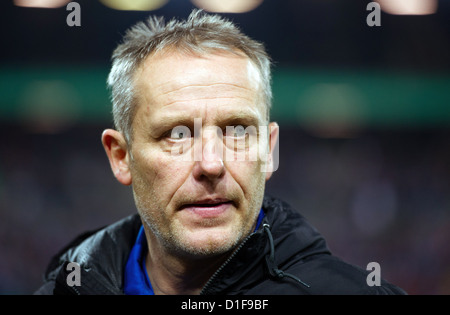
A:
[
  {"xmin": 162, "ymin": 160, "xmax": 193, "ymax": 190},
  {"xmin": 226, "ymin": 160, "xmax": 265, "ymax": 193},
  {"xmin": 133, "ymin": 151, "xmax": 193, "ymax": 197}
]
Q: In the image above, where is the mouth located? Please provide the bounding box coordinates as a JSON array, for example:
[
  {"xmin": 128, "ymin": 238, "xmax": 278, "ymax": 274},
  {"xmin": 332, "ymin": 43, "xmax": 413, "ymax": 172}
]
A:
[{"xmin": 180, "ymin": 199, "xmax": 234, "ymax": 218}]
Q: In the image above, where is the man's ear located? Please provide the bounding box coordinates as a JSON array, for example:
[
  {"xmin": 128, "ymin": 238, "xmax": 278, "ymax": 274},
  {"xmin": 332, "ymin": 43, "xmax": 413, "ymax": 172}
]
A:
[
  {"xmin": 101, "ymin": 129, "xmax": 132, "ymax": 186},
  {"xmin": 264, "ymin": 122, "xmax": 279, "ymax": 181}
]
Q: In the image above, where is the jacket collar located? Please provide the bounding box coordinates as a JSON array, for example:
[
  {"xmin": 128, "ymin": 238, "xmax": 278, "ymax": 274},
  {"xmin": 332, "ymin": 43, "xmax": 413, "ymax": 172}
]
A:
[{"xmin": 51, "ymin": 214, "xmax": 142, "ymax": 295}]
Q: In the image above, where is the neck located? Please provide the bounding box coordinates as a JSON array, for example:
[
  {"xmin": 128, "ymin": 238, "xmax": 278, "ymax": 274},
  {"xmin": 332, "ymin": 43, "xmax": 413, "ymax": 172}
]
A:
[{"xmin": 143, "ymin": 229, "xmax": 230, "ymax": 295}]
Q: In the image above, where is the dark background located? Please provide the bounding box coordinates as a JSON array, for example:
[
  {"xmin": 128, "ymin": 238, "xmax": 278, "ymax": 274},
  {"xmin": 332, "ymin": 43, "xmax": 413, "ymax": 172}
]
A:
[{"xmin": 1, "ymin": 0, "xmax": 449, "ymax": 294}]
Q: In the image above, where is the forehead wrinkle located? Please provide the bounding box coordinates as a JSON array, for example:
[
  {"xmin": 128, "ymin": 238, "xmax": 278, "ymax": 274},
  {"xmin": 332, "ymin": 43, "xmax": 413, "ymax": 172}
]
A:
[
  {"xmin": 160, "ymin": 95, "xmax": 256, "ymax": 109},
  {"xmin": 156, "ymin": 82, "xmax": 254, "ymax": 98}
]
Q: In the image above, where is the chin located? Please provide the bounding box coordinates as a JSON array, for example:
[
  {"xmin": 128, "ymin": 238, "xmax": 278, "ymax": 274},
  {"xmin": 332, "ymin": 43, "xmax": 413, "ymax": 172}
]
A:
[{"xmin": 173, "ymin": 228, "xmax": 244, "ymax": 258}]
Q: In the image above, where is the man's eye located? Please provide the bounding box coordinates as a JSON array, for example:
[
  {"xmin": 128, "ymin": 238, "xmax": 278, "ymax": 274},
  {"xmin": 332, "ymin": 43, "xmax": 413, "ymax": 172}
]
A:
[
  {"xmin": 227, "ymin": 125, "xmax": 247, "ymax": 138},
  {"xmin": 169, "ymin": 126, "xmax": 191, "ymax": 140}
]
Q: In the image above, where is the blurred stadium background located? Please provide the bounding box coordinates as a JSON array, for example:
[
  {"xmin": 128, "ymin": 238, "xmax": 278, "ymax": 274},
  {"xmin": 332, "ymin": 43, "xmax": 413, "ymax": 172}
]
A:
[{"xmin": 1, "ymin": 0, "xmax": 449, "ymax": 294}]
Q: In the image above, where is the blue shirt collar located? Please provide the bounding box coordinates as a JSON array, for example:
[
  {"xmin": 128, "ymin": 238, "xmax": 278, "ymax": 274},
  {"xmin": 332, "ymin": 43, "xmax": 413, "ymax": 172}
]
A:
[{"xmin": 123, "ymin": 226, "xmax": 154, "ymax": 295}]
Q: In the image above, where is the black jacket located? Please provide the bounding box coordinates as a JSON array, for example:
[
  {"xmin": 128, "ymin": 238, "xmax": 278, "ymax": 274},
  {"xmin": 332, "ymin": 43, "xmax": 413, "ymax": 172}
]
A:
[{"xmin": 34, "ymin": 196, "xmax": 406, "ymax": 295}]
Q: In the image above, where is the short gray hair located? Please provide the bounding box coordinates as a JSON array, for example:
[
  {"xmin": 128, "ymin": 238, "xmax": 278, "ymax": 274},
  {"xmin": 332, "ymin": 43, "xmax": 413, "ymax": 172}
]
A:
[{"xmin": 107, "ymin": 9, "xmax": 272, "ymax": 144}]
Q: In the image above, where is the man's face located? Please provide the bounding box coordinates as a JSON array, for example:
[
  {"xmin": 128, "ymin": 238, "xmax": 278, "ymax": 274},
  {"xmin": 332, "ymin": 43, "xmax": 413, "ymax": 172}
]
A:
[{"xmin": 127, "ymin": 50, "xmax": 277, "ymax": 257}]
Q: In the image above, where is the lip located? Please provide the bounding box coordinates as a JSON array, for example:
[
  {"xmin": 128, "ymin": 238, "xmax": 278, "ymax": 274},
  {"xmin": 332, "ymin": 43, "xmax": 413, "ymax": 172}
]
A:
[{"xmin": 180, "ymin": 199, "xmax": 234, "ymax": 218}]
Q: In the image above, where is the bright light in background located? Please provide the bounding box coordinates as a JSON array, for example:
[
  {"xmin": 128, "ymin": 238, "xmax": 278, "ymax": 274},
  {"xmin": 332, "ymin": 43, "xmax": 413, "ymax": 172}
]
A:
[
  {"xmin": 191, "ymin": 0, "xmax": 263, "ymax": 13},
  {"xmin": 377, "ymin": 0, "xmax": 438, "ymax": 15},
  {"xmin": 99, "ymin": 0, "xmax": 169, "ymax": 11},
  {"xmin": 14, "ymin": 0, "xmax": 70, "ymax": 8}
]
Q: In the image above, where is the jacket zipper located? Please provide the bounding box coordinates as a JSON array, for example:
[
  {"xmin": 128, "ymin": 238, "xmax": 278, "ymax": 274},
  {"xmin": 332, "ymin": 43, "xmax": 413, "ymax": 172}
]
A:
[
  {"xmin": 199, "ymin": 232, "xmax": 257, "ymax": 295},
  {"xmin": 72, "ymin": 285, "xmax": 81, "ymax": 295}
]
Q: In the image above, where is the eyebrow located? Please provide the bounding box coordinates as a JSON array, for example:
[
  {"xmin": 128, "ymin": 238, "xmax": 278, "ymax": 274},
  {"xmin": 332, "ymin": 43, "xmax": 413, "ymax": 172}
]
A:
[
  {"xmin": 148, "ymin": 115, "xmax": 195, "ymax": 138},
  {"xmin": 216, "ymin": 112, "xmax": 261, "ymax": 128}
]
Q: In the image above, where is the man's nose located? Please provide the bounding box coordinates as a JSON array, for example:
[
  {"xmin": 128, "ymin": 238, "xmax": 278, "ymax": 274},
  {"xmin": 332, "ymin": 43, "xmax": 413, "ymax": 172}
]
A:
[{"xmin": 192, "ymin": 127, "xmax": 225, "ymax": 181}]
